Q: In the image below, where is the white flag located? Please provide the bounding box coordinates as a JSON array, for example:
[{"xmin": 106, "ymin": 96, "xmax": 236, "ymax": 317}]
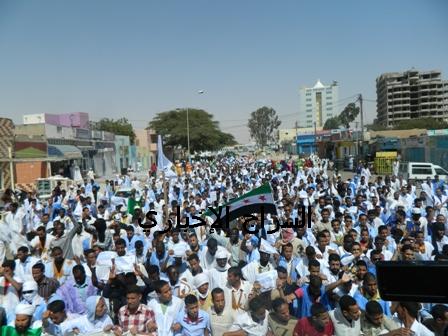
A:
[{"xmin": 157, "ymin": 135, "xmax": 176, "ymax": 177}]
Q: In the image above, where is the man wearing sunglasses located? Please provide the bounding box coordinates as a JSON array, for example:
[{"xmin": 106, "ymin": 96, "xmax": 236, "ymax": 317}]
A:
[{"xmin": 18, "ymin": 280, "xmax": 47, "ymax": 323}]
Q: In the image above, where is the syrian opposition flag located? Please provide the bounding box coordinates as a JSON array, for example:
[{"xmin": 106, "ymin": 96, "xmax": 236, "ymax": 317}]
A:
[{"xmin": 204, "ymin": 183, "xmax": 277, "ymax": 223}]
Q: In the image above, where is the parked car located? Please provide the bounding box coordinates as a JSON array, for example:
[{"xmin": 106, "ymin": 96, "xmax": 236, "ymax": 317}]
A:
[{"xmin": 399, "ymin": 162, "xmax": 448, "ymax": 181}]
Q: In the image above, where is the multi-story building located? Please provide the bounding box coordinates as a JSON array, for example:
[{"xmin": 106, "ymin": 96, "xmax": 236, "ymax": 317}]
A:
[
  {"xmin": 299, "ymin": 80, "xmax": 339, "ymax": 128},
  {"xmin": 376, "ymin": 69, "xmax": 448, "ymax": 127},
  {"xmin": 20, "ymin": 112, "xmax": 118, "ymax": 179}
]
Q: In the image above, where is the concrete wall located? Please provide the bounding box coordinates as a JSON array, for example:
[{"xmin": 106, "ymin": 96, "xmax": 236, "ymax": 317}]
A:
[
  {"xmin": 15, "ymin": 124, "xmax": 46, "ymax": 138},
  {"xmin": 15, "ymin": 162, "xmax": 47, "ymax": 185},
  {"xmin": 45, "ymin": 124, "xmax": 76, "ymax": 140}
]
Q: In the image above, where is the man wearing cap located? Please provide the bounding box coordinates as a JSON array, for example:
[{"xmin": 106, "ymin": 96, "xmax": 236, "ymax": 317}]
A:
[
  {"xmin": 19, "ymin": 280, "xmax": 47, "ymax": 322},
  {"xmin": 1, "ymin": 303, "xmax": 41, "ymax": 336},
  {"xmin": 242, "ymin": 239, "xmax": 277, "ymax": 283}
]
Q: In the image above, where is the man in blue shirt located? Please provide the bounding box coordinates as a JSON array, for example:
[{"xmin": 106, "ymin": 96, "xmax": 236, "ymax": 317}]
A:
[{"xmin": 172, "ymin": 294, "xmax": 211, "ymax": 336}]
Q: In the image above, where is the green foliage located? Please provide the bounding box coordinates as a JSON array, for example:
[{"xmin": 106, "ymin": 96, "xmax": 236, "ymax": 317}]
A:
[
  {"xmin": 323, "ymin": 116, "xmax": 340, "ymax": 130},
  {"xmin": 338, "ymin": 103, "xmax": 360, "ymax": 128},
  {"xmin": 247, "ymin": 106, "xmax": 281, "ymax": 148},
  {"xmin": 93, "ymin": 118, "xmax": 136, "ymax": 144},
  {"xmin": 148, "ymin": 109, "xmax": 237, "ymax": 152},
  {"xmin": 393, "ymin": 117, "xmax": 448, "ymax": 130},
  {"xmin": 322, "ymin": 102, "xmax": 360, "ymax": 130}
]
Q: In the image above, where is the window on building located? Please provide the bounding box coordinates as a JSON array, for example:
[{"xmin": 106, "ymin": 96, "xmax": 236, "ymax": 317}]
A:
[
  {"xmin": 306, "ymin": 109, "xmax": 312, "ymax": 112},
  {"xmin": 306, "ymin": 98, "xmax": 312, "ymax": 102},
  {"xmin": 327, "ymin": 102, "xmax": 332, "ymax": 105},
  {"xmin": 306, "ymin": 104, "xmax": 312, "ymax": 107},
  {"xmin": 307, "ymin": 114, "xmax": 312, "ymax": 118},
  {"xmin": 326, "ymin": 107, "xmax": 332, "ymax": 111},
  {"xmin": 306, "ymin": 92, "xmax": 311, "ymax": 96}
]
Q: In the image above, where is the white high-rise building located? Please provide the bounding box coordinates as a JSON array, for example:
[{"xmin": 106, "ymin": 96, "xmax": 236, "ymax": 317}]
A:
[{"xmin": 299, "ymin": 79, "xmax": 339, "ymax": 128}]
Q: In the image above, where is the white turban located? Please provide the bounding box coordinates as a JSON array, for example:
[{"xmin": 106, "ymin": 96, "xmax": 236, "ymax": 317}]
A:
[
  {"xmin": 215, "ymin": 249, "xmax": 229, "ymax": 260},
  {"xmin": 193, "ymin": 273, "xmax": 209, "ymax": 289},
  {"xmin": 15, "ymin": 303, "xmax": 35, "ymax": 316},
  {"xmin": 22, "ymin": 280, "xmax": 38, "ymax": 292}
]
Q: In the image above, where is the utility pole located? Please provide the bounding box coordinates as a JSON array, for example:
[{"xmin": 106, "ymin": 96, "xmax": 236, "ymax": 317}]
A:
[
  {"xmin": 186, "ymin": 107, "xmax": 190, "ymax": 162},
  {"xmin": 8, "ymin": 146, "xmax": 15, "ymax": 192},
  {"xmin": 359, "ymin": 94, "xmax": 364, "ymax": 158},
  {"xmin": 295, "ymin": 121, "xmax": 298, "ymax": 155}
]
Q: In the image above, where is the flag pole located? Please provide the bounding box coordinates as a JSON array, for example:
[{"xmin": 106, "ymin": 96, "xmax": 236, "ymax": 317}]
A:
[
  {"xmin": 162, "ymin": 170, "xmax": 169, "ymax": 225},
  {"xmin": 157, "ymin": 134, "xmax": 172, "ymax": 227}
]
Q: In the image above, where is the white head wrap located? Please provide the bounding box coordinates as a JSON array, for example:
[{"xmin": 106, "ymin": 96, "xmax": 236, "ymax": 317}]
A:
[
  {"xmin": 15, "ymin": 303, "xmax": 35, "ymax": 316},
  {"xmin": 215, "ymin": 249, "xmax": 228, "ymax": 260},
  {"xmin": 22, "ymin": 281, "xmax": 38, "ymax": 292},
  {"xmin": 193, "ymin": 273, "xmax": 209, "ymax": 289}
]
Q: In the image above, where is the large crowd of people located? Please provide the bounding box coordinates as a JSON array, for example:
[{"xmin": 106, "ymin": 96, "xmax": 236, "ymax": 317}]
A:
[{"xmin": 0, "ymin": 154, "xmax": 447, "ymax": 336}]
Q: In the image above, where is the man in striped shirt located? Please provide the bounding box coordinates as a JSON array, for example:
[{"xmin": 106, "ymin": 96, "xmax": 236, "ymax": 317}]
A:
[{"xmin": 31, "ymin": 263, "xmax": 59, "ymax": 302}]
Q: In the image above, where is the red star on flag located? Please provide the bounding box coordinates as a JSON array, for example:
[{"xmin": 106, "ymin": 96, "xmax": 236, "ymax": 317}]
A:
[
  {"xmin": 243, "ymin": 199, "xmax": 251, "ymax": 204},
  {"xmin": 259, "ymin": 195, "xmax": 266, "ymax": 201}
]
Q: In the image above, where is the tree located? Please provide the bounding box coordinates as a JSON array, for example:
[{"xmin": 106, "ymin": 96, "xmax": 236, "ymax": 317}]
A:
[
  {"xmin": 322, "ymin": 102, "xmax": 359, "ymax": 130},
  {"xmin": 338, "ymin": 103, "xmax": 360, "ymax": 128},
  {"xmin": 148, "ymin": 109, "xmax": 237, "ymax": 152},
  {"xmin": 247, "ymin": 106, "xmax": 281, "ymax": 149},
  {"xmin": 323, "ymin": 116, "xmax": 340, "ymax": 130},
  {"xmin": 393, "ymin": 117, "xmax": 448, "ymax": 130},
  {"xmin": 92, "ymin": 118, "xmax": 136, "ymax": 144}
]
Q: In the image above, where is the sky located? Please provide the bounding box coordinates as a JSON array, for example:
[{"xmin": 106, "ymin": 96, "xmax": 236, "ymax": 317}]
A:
[{"xmin": 0, "ymin": 0, "xmax": 447, "ymax": 144}]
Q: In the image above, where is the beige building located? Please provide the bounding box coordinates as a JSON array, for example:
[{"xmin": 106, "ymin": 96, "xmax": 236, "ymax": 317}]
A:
[
  {"xmin": 376, "ymin": 69, "xmax": 448, "ymax": 127},
  {"xmin": 134, "ymin": 128, "xmax": 157, "ymax": 171},
  {"xmin": 278, "ymin": 126, "xmax": 324, "ymax": 144}
]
